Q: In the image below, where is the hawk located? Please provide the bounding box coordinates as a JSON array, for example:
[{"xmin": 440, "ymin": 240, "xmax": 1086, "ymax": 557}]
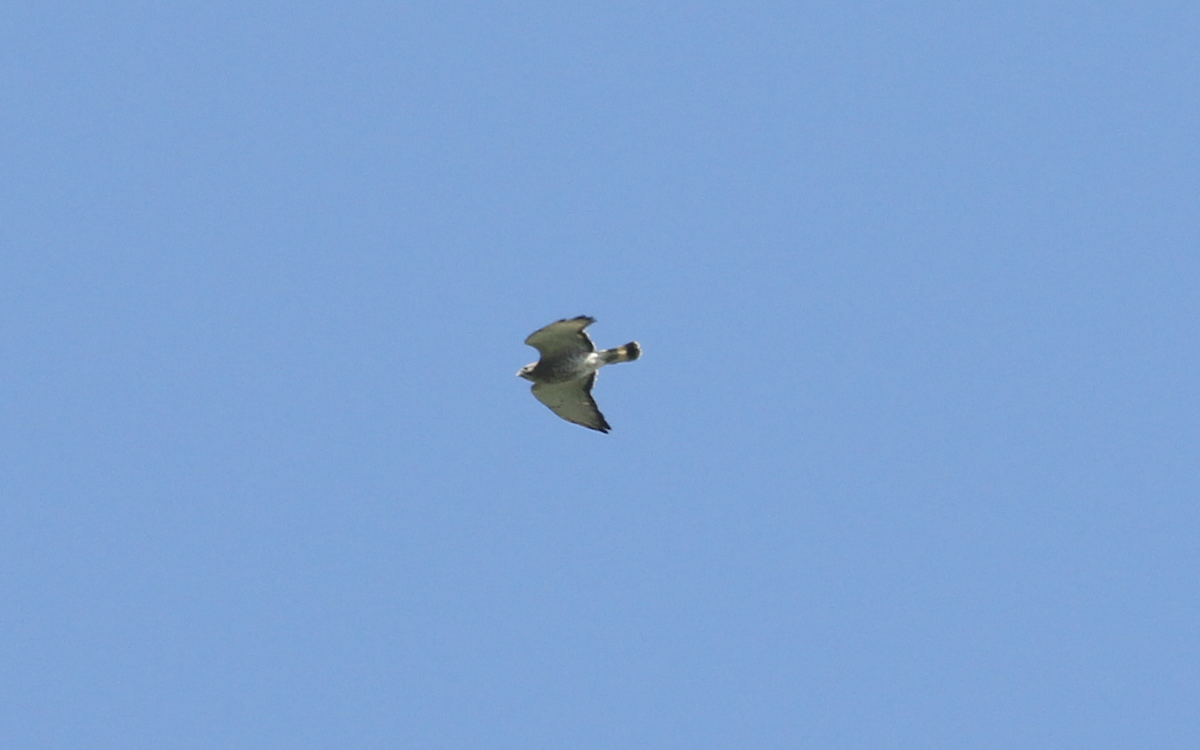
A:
[{"xmin": 517, "ymin": 316, "xmax": 641, "ymax": 433}]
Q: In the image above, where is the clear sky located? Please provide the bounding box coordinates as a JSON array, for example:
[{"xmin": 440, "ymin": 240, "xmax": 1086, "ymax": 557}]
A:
[{"xmin": 3, "ymin": 2, "xmax": 1197, "ymax": 748}]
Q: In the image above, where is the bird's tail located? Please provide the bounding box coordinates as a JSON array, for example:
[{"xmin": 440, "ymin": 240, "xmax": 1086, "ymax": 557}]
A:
[{"xmin": 601, "ymin": 341, "xmax": 641, "ymax": 364}]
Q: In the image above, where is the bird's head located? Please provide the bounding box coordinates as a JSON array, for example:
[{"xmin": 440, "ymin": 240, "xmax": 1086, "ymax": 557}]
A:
[{"xmin": 516, "ymin": 363, "xmax": 537, "ymax": 381}]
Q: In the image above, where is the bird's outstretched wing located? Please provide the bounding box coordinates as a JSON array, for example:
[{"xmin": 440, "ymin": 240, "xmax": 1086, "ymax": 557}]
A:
[
  {"xmin": 530, "ymin": 373, "xmax": 610, "ymax": 433},
  {"xmin": 524, "ymin": 315, "xmax": 597, "ymax": 358}
]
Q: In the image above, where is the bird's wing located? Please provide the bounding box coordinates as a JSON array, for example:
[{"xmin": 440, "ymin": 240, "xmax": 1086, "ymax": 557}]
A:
[
  {"xmin": 524, "ymin": 315, "xmax": 597, "ymax": 358},
  {"xmin": 530, "ymin": 373, "xmax": 610, "ymax": 433}
]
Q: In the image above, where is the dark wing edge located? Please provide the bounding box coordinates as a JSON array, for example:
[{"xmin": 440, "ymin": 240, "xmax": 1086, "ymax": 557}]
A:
[
  {"xmin": 530, "ymin": 373, "xmax": 611, "ymax": 433},
  {"xmin": 524, "ymin": 315, "xmax": 597, "ymax": 357}
]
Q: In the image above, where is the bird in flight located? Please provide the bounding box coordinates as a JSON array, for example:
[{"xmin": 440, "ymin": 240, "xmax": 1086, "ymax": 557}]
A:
[{"xmin": 517, "ymin": 316, "xmax": 641, "ymax": 433}]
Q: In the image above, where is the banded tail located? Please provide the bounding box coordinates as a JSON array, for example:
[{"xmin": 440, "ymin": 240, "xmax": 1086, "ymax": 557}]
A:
[{"xmin": 601, "ymin": 341, "xmax": 641, "ymax": 365}]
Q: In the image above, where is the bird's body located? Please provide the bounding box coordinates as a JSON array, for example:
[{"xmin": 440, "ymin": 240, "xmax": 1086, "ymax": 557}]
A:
[{"xmin": 517, "ymin": 316, "xmax": 641, "ymax": 432}]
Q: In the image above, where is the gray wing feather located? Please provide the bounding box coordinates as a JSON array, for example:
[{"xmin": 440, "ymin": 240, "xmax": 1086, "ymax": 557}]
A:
[
  {"xmin": 530, "ymin": 373, "xmax": 610, "ymax": 433},
  {"xmin": 524, "ymin": 316, "xmax": 597, "ymax": 358}
]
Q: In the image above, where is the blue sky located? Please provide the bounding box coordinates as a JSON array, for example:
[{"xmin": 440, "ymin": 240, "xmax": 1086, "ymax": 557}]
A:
[{"xmin": 2, "ymin": 2, "xmax": 1198, "ymax": 748}]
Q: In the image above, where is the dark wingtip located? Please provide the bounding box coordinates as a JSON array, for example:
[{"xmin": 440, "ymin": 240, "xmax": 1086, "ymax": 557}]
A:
[{"xmin": 625, "ymin": 341, "xmax": 641, "ymax": 361}]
